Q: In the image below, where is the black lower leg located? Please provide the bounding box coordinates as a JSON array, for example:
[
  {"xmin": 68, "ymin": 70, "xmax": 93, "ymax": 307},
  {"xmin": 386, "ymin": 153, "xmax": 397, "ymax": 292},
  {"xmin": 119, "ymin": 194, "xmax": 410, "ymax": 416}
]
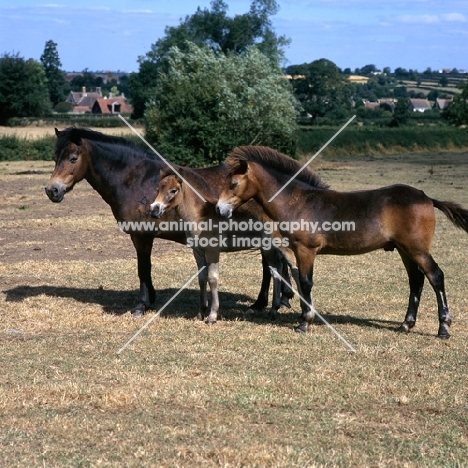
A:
[
  {"xmin": 420, "ymin": 255, "xmax": 451, "ymax": 339},
  {"xmin": 131, "ymin": 234, "xmax": 155, "ymax": 316},
  {"xmin": 295, "ymin": 274, "xmax": 313, "ymax": 333},
  {"xmin": 398, "ymin": 252, "xmax": 425, "ymax": 333},
  {"xmin": 429, "ymin": 262, "xmax": 451, "ymax": 339},
  {"xmin": 251, "ymin": 251, "xmax": 271, "ymax": 310},
  {"xmin": 280, "ymin": 258, "xmax": 294, "ymax": 308}
]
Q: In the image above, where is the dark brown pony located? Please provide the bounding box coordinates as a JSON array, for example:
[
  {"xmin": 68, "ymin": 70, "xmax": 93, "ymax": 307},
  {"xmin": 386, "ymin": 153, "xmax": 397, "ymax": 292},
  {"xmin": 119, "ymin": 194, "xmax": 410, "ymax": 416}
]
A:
[
  {"xmin": 45, "ymin": 128, "xmax": 290, "ymax": 316},
  {"xmin": 149, "ymin": 166, "xmax": 291, "ymax": 324},
  {"xmin": 216, "ymin": 146, "xmax": 468, "ymax": 338}
]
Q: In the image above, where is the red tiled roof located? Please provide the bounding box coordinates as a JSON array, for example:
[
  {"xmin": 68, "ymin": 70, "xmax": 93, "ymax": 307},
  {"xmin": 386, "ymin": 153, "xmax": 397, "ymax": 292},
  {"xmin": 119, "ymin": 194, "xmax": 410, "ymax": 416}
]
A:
[{"xmin": 92, "ymin": 98, "xmax": 133, "ymax": 114}]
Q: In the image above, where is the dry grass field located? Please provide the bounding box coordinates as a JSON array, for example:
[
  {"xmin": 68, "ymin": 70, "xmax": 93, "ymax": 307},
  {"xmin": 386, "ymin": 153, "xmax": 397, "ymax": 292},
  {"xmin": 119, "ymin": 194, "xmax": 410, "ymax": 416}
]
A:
[{"xmin": 1, "ymin": 147, "xmax": 468, "ymax": 467}]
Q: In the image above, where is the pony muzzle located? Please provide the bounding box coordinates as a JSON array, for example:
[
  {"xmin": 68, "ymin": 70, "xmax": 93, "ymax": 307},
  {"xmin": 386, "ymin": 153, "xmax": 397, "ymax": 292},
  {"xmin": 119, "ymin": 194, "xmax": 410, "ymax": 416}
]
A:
[
  {"xmin": 45, "ymin": 181, "xmax": 67, "ymax": 203},
  {"xmin": 149, "ymin": 202, "xmax": 165, "ymax": 218},
  {"xmin": 215, "ymin": 201, "xmax": 233, "ymax": 218}
]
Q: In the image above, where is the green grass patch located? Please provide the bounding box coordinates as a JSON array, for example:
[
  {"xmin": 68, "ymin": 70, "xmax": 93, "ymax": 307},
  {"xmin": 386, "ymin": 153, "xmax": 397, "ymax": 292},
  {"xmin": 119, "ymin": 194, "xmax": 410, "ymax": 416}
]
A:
[
  {"xmin": 297, "ymin": 125, "xmax": 468, "ymax": 157},
  {"xmin": 0, "ymin": 135, "xmax": 56, "ymax": 161}
]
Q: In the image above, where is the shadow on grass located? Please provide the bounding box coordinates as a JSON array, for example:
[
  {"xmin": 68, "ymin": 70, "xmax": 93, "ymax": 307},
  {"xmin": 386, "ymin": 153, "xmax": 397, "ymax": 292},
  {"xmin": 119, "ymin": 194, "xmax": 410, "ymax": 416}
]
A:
[
  {"xmin": 4, "ymin": 285, "xmax": 409, "ymax": 334},
  {"xmin": 245, "ymin": 308, "xmax": 406, "ymax": 334},
  {"xmin": 4, "ymin": 284, "xmax": 247, "ymax": 316}
]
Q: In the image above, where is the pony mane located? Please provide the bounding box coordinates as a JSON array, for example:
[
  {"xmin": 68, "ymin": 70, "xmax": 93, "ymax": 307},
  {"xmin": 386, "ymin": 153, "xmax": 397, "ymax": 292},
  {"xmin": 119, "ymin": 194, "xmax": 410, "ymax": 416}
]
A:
[
  {"xmin": 225, "ymin": 146, "xmax": 329, "ymax": 189},
  {"xmin": 55, "ymin": 127, "xmax": 159, "ymax": 162}
]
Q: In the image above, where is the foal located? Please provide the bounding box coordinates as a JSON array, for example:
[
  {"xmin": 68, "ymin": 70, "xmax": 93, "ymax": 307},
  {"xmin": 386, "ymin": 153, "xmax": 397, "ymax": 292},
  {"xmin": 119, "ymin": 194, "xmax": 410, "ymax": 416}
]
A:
[
  {"xmin": 150, "ymin": 166, "xmax": 291, "ymax": 324},
  {"xmin": 216, "ymin": 146, "xmax": 468, "ymax": 338}
]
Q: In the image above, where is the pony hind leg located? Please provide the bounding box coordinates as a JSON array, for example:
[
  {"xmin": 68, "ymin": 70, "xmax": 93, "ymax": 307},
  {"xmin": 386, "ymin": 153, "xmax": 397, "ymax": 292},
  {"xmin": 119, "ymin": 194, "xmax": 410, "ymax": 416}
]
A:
[
  {"xmin": 409, "ymin": 252, "xmax": 452, "ymax": 339},
  {"xmin": 397, "ymin": 249, "xmax": 425, "ymax": 333}
]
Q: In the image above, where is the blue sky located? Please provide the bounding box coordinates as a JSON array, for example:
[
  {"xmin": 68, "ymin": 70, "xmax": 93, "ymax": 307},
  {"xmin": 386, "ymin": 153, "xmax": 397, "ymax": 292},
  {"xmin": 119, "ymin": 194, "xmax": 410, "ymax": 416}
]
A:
[{"xmin": 1, "ymin": 0, "xmax": 467, "ymax": 73}]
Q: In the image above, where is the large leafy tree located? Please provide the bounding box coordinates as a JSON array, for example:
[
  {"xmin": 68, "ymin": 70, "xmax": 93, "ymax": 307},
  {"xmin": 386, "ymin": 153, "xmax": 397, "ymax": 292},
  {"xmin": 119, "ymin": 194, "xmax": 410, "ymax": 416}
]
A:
[
  {"xmin": 443, "ymin": 81, "xmax": 468, "ymax": 126},
  {"xmin": 130, "ymin": 0, "xmax": 289, "ymax": 118},
  {"xmin": 0, "ymin": 53, "xmax": 51, "ymax": 124},
  {"xmin": 40, "ymin": 40, "xmax": 69, "ymax": 104},
  {"xmin": 287, "ymin": 59, "xmax": 353, "ymax": 124},
  {"xmin": 145, "ymin": 44, "xmax": 299, "ymax": 166},
  {"xmin": 390, "ymin": 97, "xmax": 411, "ymax": 127}
]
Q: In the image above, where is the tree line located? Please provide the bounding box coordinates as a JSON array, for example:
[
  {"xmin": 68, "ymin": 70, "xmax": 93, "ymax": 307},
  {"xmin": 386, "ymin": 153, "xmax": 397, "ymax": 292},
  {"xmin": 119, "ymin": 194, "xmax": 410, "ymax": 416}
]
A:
[{"xmin": 1, "ymin": 0, "xmax": 467, "ymax": 164}]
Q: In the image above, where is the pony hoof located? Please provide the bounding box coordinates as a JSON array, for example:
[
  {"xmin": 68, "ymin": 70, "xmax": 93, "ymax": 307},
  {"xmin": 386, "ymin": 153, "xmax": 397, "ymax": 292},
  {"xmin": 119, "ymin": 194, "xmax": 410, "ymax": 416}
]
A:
[
  {"xmin": 205, "ymin": 319, "xmax": 216, "ymax": 325},
  {"xmin": 398, "ymin": 321, "xmax": 415, "ymax": 333},
  {"xmin": 245, "ymin": 308, "xmax": 256, "ymax": 315},
  {"xmin": 266, "ymin": 312, "xmax": 277, "ymax": 321},
  {"xmin": 249, "ymin": 301, "xmax": 267, "ymax": 311},
  {"xmin": 294, "ymin": 326, "xmax": 307, "ymax": 334},
  {"xmin": 196, "ymin": 313, "xmax": 204, "ymax": 321},
  {"xmin": 280, "ymin": 298, "xmax": 292, "ymax": 309},
  {"xmin": 131, "ymin": 307, "xmax": 145, "ymax": 317},
  {"xmin": 437, "ymin": 323, "xmax": 451, "ymax": 340}
]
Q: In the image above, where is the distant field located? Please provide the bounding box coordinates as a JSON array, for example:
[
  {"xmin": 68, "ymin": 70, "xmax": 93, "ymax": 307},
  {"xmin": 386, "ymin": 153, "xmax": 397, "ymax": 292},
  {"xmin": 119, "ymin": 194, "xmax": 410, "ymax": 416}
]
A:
[
  {"xmin": 0, "ymin": 125, "xmax": 136, "ymax": 140},
  {"xmin": 1, "ymin": 151, "xmax": 467, "ymax": 466}
]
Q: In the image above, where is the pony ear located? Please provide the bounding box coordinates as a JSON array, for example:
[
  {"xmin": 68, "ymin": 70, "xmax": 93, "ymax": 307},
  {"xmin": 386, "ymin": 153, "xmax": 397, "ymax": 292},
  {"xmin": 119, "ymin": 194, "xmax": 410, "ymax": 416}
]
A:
[
  {"xmin": 160, "ymin": 165, "xmax": 183, "ymax": 183},
  {"xmin": 233, "ymin": 159, "xmax": 249, "ymax": 175},
  {"xmin": 69, "ymin": 128, "xmax": 82, "ymax": 146},
  {"xmin": 54, "ymin": 128, "xmax": 62, "ymax": 137}
]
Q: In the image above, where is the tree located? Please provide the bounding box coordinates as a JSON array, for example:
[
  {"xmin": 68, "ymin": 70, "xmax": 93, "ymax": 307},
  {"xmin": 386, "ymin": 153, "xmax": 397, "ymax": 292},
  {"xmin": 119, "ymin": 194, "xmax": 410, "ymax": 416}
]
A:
[
  {"xmin": 287, "ymin": 59, "xmax": 353, "ymax": 124},
  {"xmin": 0, "ymin": 53, "xmax": 51, "ymax": 124},
  {"xmin": 439, "ymin": 75, "xmax": 449, "ymax": 87},
  {"xmin": 70, "ymin": 69, "xmax": 98, "ymax": 92},
  {"xmin": 357, "ymin": 64, "xmax": 379, "ymax": 76},
  {"xmin": 40, "ymin": 40, "xmax": 69, "ymax": 104},
  {"xmin": 443, "ymin": 81, "xmax": 468, "ymax": 126},
  {"xmin": 145, "ymin": 44, "xmax": 299, "ymax": 166},
  {"xmin": 394, "ymin": 67, "xmax": 409, "ymax": 79},
  {"xmin": 130, "ymin": 0, "xmax": 289, "ymax": 118},
  {"xmin": 390, "ymin": 97, "xmax": 411, "ymax": 127}
]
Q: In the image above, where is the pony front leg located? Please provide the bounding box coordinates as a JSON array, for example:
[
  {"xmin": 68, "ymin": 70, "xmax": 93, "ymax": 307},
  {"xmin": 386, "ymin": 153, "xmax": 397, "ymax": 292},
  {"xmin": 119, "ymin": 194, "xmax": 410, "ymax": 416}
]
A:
[
  {"xmin": 259, "ymin": 248, "xmax": 283, "ymax": 320},
  {"xmin": 193, "ymin": 249, "xmax": 208, "ymax": 321},
  {"xmin": 130, "ymin": 234, "xmax": 155, "ymax": 316},
  {"xmin": 205, "ymin": 261, "xmax": 220, "ymax": 325},
  {"xmin": 294, "ymin": 248, "xmax": 318, "ymax": 333},
  {"xmin": 249, "ymin": 250, "xmax": 271, "ymax": 310}
]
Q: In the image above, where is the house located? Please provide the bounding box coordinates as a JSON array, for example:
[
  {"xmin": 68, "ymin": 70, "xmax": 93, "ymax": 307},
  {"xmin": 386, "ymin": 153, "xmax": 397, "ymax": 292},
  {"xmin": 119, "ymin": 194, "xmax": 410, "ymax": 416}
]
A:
[
  {"xmin": 362, "ymin": 99, "xmax": 396, "ymax": 112},
  {"xmin": 72, "ymin": 106, "xmax": 92, "ymax": 114},
  {"xmin": 409, "ymin": 98, "xmax": 432, "ymax": 112},
  {"xmin": 92, "ymin": 97, "xmax": 133, "ymax": 115},
  {"xmin": 66, "ymin": 87, "xmax": 103, "ymax": 107},
  {"xmin": 364, "ymin": 101, "xmax": 380, "ymax": 110},
  {"xmin": 436, "ymin": 97, "xmax": 453, "ymax": 110}
]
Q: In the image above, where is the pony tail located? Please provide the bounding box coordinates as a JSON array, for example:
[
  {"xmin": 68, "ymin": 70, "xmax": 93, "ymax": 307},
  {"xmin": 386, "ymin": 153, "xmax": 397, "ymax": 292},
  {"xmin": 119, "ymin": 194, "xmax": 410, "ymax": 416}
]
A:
[{"xmin": 432, "ymin": 199, "xmax": 468, "ymax": 234}]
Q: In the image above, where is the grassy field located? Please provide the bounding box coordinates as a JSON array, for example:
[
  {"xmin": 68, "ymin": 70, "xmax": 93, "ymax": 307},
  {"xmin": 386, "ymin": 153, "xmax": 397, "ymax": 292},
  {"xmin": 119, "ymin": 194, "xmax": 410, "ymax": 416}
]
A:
[{"xmin": 1, "ymin": 149, "xmax": 468, "ymax": 466}]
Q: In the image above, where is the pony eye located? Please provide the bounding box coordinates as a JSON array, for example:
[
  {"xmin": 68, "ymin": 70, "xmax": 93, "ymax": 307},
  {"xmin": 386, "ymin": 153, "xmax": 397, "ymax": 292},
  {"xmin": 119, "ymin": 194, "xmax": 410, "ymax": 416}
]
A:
[
  {"xmin": 70, "ymin": 155, "xmax": 78, "ymax": 164},
  {"xmin": 170, "ymin": 189, "xmax": 179, "ymax": 196},
  {"xmin": 230, "ymin": 181, "xmax": 238, "ymax": 190}
]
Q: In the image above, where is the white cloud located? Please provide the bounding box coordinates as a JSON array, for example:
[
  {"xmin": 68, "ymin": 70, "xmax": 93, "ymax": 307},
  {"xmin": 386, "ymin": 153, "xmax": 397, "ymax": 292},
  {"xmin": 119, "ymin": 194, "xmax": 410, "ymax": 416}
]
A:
[
  {"xmin": 397, "ymin": 14, "xmax": 440, "ymax": 24},
  {"xmin": 441, "ymin": 13, "xmax": 466, "ymax": 22},
  {"xmin": 396, "ymin": 12, "xmax": 466, "ymax": 24}
]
